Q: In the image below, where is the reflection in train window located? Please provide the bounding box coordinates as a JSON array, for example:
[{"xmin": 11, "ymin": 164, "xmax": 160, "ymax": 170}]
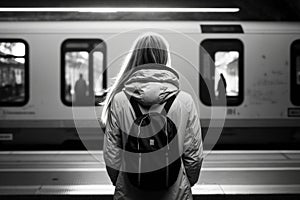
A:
[
  {"xmin": 214, "ymin": 51, "xmax": 239, "ymax": 97},
  {"xmin": 291, "ymin": 40, "xmax": 300, "ymax": 106},
  {"xmin": 93, "ymin": 51, "xmax": 104, "ymax": 96},
  {"xmin": 0, "ymin": 40, "xmax": 29, "ymax": 106},
  {"xmin": 61, "ymin": 39, "xmax": 106, "ymax": 106},
  {"xmin": 200, "ymin": 39, "xmax": 244, "ymax": 106}
]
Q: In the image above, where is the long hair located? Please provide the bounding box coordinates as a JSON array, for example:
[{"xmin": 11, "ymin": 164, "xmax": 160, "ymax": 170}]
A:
[{"xmin": 101, "ymin": 32, "xmax": 171, "ymax": 124}]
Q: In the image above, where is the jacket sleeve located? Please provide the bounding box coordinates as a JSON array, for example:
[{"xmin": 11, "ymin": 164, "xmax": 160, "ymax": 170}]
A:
[
  {"xmin": 103, "ymin": 98, "xmax": 122, "ymax": 186},
  {"xmin": 182, "ymin": 97, "xmax": 203, "ymax": 187}
]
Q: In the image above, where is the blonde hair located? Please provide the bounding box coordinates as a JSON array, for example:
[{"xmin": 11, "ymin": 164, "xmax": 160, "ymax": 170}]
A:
[{"xmin": 101, "ymin": 32, "xmax": 171, "ymax": 124}]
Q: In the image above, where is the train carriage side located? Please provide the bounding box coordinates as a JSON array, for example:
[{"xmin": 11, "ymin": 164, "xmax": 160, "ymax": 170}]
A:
[{"xmin": 0, "ymin": 21, "xmax": 300, "ymax": 148}]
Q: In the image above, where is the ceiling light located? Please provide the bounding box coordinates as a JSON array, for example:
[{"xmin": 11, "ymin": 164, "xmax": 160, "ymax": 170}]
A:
[{"xmin": 0, "ymin": 7, "xmax": 240, "ymax": 13}]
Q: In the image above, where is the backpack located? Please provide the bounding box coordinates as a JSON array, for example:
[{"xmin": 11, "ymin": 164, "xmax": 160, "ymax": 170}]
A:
[{"xmin": 123, "ymin": 92, "xmax": 182, "ymax": 190}]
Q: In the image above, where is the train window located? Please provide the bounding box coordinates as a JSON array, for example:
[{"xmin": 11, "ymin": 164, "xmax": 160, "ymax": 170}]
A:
[
  {"xmin": 0, "ymin": 39, "xmax": 29, "ymax": 106},
  {"xmin": 291, "ymin": 40, "xmax": 300, "ymax": 106},
  {"xmin": 200, "ymin": 39, "xmax": 244, "ymax": 106},
  {"xmin": 61, "ymin": 39, "xmax": 106, "ymax": 106}
]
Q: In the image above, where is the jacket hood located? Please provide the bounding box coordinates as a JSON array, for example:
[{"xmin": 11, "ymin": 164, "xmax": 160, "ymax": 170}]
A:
[{"xmin": 123, "ymin": 63, "xmax": 180, "ymax": 106}]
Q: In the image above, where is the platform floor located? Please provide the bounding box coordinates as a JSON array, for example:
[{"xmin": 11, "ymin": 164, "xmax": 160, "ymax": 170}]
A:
[{"xmin": 0, "ymin": 150, "xmax": 300, "ymax": 196}]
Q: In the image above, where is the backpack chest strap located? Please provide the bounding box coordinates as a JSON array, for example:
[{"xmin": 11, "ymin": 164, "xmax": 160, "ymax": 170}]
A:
[{"xmin": 161, "ymin": 93, "xmax": 178, "ymax": 115}]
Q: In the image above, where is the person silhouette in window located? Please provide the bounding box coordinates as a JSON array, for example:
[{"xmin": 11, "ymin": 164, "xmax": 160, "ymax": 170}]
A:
[
  {"xmin": 74, "ymin": 73, "xmax": 87, "ymax": 105},
  {"xmin": 217, "ymin": 73, "xmax": 227, "ymax": 103}
]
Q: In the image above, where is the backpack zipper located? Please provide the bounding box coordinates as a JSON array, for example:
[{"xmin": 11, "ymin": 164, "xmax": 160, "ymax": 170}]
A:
[
  {"xmin": 166, "ymin": 117, "xmax": 169, "ymax": 187},
  {"xmin": 138, "ymin": 152, "xmax": 142, "ymax": 186},
  {"xmin": 137, "ymin": 117, "xmax": 145, "ymax": 187}
]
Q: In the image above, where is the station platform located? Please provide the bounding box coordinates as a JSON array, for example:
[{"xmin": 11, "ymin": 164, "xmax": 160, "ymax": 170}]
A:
[{"xmin": 0, "ymin": 150, "xmax": 300, "ymax": 199}]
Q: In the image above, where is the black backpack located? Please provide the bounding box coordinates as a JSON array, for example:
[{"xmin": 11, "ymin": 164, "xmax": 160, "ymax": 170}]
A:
[{"xmin": 123, "ymin": 93, "xmax": 182, "ymax": 190}]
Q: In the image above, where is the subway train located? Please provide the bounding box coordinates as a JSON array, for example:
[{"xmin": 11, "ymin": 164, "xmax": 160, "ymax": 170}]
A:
[{"xmin": 0, "ymin": 21, "xmax": 300, "ymax": 149}]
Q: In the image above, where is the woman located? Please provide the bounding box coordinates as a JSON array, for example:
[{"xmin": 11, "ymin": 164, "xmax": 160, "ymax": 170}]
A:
[{"xmin": 101, "ymin": 32, "xmax": 203, "ymax": 200}]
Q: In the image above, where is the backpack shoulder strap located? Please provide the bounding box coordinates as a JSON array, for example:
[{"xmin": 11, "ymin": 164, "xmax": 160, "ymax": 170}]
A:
[
  {"xmin": 162, "ymin": 92, "xmax": 179, "ymax": 115},
  {"xmin": 123, "ymin": 91, "xmax": 143, "ymax": 118}
]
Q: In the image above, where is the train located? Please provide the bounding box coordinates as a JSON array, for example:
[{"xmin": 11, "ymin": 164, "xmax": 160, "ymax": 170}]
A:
[{"xmin": 0, "ymin": 21, "xmax": 300, "ymax": 149}]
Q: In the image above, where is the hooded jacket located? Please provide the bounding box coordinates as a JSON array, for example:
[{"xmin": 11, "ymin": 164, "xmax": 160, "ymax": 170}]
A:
[{"xmin": 103, "ymin": 64, "xmax": 203, "ymax": 200}]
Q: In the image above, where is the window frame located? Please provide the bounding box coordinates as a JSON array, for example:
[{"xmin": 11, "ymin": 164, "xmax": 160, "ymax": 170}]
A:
[
  {"xmin": 199, "ymin": 39, "xmax": 244, "ymax": 106},
  {"xmin": 0, "ymin": 38, "xmax": 29, "ymax": 107},
  {"xmin": 61, "ymin": 38, "xmax": 107, "ymax": 107},
  {"xmin": 290, "ymin": 39, "xmax": 300, "ymax": 106}
]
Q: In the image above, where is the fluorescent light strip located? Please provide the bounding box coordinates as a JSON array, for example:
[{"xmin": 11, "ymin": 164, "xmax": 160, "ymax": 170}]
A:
[{"xmin": 0, "ymin": 7, "xmax": 240, "ymax": 13}]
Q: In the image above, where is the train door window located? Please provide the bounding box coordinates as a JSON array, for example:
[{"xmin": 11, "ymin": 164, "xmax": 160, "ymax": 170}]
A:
[
  {"xmin": 61, "ymin": 39, "xmax": 106, "ymax": 106},
  {"xmin": 291, "ymin": 39, "xmax": 300, "ymax": 106},
  {"xmin": 200, "ymin": 39, "xmax": 244, "ymax": 106},
  {"xmin": 0, "ymin": 39, "xmax": 29, "ymax": 106}
]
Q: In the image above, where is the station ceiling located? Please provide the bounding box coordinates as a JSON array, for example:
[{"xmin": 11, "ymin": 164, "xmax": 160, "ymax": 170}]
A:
[{"xmin": 0, "ymin": 0, "xmax": 299, "ymax": 21}]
